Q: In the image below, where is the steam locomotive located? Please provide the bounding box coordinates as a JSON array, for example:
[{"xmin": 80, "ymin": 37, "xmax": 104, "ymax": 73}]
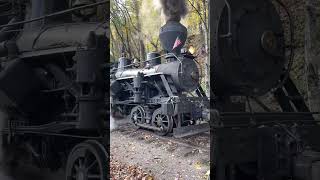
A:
[
  {"xmin": 0, "ymin": 0, "xmax": 108, "ymax": 179},
  {"xmin": 210, "ymin": 0, "xmax": 320, "ymax": 179},
  {"xmin": 110, "ymin": 21, "xmax": 209, "ymax": 137}
]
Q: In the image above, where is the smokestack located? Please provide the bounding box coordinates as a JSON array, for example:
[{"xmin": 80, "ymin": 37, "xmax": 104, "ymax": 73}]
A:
[
  {"xmin": 159, "ymin": 22, "xmax": 187, "ymax": 54},
  {"xmin": 158, "ymin": 0, "xmax": 188, "ymax": 54}
]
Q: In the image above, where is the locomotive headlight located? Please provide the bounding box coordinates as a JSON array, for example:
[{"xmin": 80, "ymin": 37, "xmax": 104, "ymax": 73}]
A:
[{"xmin": 188, "ymin": 46, "xmax": 196, "ymax": 55}]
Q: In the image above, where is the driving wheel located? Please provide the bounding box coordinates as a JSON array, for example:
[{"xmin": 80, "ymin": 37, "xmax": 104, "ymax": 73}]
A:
[
  {"xmin": 66, "ymin": 140, "xmax": 108, "ymax": 180},
  {"xmin": 130, "ymin": 105, "xmax": 145, "ymax": 127},
  {"xmin": 151, "ymin": 108, "xmax": 173, "ymax": 136}
]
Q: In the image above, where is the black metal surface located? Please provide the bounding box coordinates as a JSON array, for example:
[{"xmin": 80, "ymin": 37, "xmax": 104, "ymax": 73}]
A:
[
  {"xmin": 294, "ymin": 151, "xmax": 320, "ymax": 180},
  {"xmin": 1, "ymin": 121, "xmax": 104, "ymax": 139},
  {"xmin": 66, "ymin": 140, "xmax": 108, "ymax": 180},
  {"xmin": 0, "ymin": 59, "xmax": 45, "ymax": 115},
  {"xmin": 211, "ymin": 0, "xmax": 286, "ymax": 96},
  {"xmin": 75, "ymin": 47, "xmax": 105, "ymax": 130}
]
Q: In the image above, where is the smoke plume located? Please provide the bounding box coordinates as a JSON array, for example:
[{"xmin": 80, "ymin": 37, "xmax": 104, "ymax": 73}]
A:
[{"xmin": 158, "ymin": 0, "xmax": 188, "ymax": 22}]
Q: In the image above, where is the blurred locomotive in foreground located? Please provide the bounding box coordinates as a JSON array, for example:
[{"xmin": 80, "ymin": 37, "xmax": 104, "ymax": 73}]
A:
[
  {"xmin": 110, "ymin": 21, "xmax": 209, "ymax": 137},
  {"xmin": 0, "ymin": 0, "xmax": 108, "ymax": 179},
  {"xmin": 210, "ymin": 0, "xmax": 320, "ymax": 179}
]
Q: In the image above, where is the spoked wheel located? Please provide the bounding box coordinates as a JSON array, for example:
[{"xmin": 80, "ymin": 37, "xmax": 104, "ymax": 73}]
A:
[
  {"xmin": 66, "ymin": 140, "xmax": 108, "ymax": 180},
  {"xmin": 130, "ymin": 105, "xmax": 145, "ymax": 127},
  {"xmin": 151, "ymin": 108, "xmax": 173, "ymax": 136}
]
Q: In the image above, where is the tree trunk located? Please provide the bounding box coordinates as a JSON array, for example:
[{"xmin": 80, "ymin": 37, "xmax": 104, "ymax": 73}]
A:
[
  {"xmin": 134, "ymin": 1, "xmax": 146, "ymax": 61},
  {"xmin": 305, "ymin": 0, "xmax": 320, "ymax": 117},
  {"xmin": 197, "ymin": 2, "xmax": 204, "ymax": 36},
  {"xmin": 202, "ymin": 0, "xmax": 209, "ymax": 96}
]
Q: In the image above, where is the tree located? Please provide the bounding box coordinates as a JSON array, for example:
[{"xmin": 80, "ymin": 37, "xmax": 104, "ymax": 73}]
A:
[
  {"xmin": 133, "ymin": 1, "xmax": 146, "ymax": 61},
  {"xmin": 186, "ymin": 0, "xmax": 209, "ymax": 95}
]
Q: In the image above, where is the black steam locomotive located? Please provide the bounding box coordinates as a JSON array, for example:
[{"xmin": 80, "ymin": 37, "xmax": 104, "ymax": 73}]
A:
[
  {"xmin": 0, "ymin": 0, "xmax": 108, "ymax": 179},
  {"xmin": 110, "ymin": 21, "xmax": 209, "ymax": 137},
  {"xmin": 210, "ymin": 0, "xmax": 320, "ymax": 179}
]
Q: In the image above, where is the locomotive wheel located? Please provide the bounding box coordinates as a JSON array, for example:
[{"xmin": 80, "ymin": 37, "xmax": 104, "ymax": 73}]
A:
[
  {"xmin": 130, "ymin": 105, "xmax": 145, "ymax": 127},
  {"xmin": 66, "ymin": 141, "xmax": 108, "ymax": 180},
  {"xmin": 151, "ymin": 108, "xmax": 173, "ymax": 136}
]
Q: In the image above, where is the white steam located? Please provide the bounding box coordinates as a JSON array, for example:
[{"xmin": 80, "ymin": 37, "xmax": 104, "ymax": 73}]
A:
[
  {"xmin": 153, "ymin": 0, "xmax": 163, "ymax": 10},
  {"xmin": 110, "ymin": 114, "xmax": 117, "ymax": 131}
]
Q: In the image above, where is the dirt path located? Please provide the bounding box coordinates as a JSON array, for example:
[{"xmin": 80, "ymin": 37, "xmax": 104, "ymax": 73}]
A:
[{"xmin": 111, "ymin": 119, "xmax": 210, "ymax": 180}]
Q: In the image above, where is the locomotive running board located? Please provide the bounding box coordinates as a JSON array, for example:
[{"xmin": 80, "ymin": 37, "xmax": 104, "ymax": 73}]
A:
[{"xmin": 173, "ymin": 123, "xmax": 210, "ymax": 138}]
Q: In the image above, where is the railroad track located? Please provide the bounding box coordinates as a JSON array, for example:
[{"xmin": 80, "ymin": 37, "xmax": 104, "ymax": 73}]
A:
[{"xmin": 112, "ymin": 119, "xmax": 210, "ymax": 152}]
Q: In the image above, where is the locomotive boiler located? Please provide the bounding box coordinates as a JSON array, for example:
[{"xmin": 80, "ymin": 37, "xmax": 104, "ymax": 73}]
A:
[
  {"xmin": 210, "ymin": 0, "xmax": 320, "ymax": 180},
  {"xmin": 111, "ymin": 21, "xmax": 209, "ymax": 137},
  {"xmin": 0, "ymin": 0, "xmax": 109, "ymax": 179}
]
